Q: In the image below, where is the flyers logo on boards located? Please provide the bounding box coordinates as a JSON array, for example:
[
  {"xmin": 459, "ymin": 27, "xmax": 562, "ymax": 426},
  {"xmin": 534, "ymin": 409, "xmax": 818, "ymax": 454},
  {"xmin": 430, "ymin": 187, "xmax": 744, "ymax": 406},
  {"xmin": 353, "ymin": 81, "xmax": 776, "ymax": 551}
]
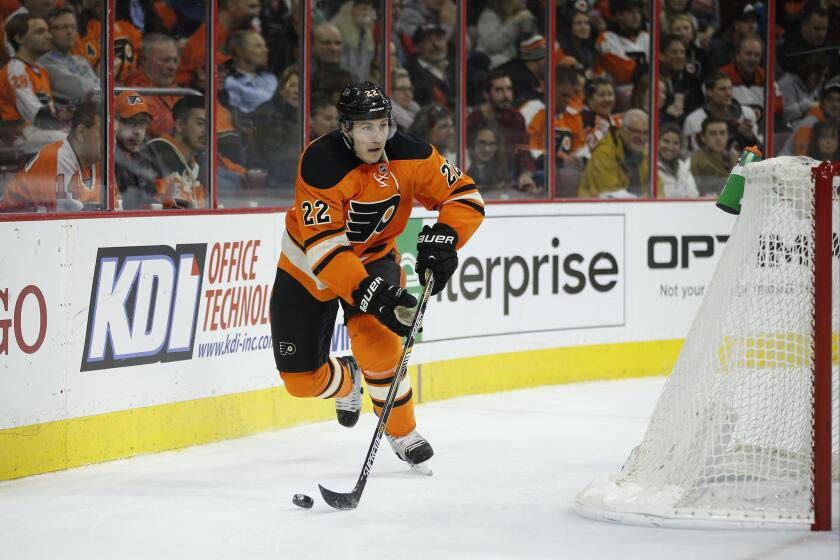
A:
[
  {"xmin": 346, "ymin": 194, "xmax": 401, "ymax": 243},
  {"xmin": 80, "ymin": 244, "xmax": 207, "ymax": 371}
]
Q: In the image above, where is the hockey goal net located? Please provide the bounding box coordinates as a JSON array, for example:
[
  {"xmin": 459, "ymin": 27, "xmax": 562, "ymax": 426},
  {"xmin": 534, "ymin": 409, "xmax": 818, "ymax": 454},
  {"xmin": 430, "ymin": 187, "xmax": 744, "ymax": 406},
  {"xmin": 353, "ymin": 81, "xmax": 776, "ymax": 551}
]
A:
[{"xmin": 576, "ymin": 157, "xmax": 839, "ymax": 530}]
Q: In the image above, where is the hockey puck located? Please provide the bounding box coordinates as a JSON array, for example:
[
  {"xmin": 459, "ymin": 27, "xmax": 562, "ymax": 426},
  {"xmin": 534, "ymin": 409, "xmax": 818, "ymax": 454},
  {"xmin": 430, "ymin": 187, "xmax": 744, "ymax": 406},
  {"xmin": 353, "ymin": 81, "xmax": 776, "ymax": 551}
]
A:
[{"xmin": 292, "ymin": 493, "xmax": 314, "ymax": 509}]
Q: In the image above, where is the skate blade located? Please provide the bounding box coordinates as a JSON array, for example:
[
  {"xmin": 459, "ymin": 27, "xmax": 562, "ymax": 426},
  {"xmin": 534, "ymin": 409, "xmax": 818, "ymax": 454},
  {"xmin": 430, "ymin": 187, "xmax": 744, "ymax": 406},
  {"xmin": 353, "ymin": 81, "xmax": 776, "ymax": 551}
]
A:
[{"xmin": 408, "ymin": 461, "xmax": 433, "ymax": 476}]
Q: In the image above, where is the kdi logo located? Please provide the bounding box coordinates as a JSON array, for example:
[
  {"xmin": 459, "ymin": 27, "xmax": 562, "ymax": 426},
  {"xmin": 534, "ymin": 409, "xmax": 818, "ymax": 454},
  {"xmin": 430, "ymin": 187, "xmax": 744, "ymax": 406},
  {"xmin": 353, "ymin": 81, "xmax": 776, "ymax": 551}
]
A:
[{"xmin": 81, "ymin": 244, "xmax": 207, "ymax": 371}]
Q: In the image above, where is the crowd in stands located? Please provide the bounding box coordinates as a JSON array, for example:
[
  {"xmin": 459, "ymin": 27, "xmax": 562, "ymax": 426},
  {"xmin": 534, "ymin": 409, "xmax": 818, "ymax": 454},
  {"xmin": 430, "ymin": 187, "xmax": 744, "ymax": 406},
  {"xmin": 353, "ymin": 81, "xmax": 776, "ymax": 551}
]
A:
[{"xmin": 1, "ymin": 0, "xmax": 839, "ymax": 212}]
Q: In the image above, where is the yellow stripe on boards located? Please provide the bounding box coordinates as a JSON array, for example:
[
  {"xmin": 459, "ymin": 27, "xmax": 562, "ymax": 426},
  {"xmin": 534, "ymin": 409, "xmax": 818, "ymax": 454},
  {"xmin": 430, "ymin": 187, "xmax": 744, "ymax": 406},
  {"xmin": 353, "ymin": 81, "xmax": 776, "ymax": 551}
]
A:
[{"xmin": 0, "ymin": 341, "xmax": 682, "ymax": 482}]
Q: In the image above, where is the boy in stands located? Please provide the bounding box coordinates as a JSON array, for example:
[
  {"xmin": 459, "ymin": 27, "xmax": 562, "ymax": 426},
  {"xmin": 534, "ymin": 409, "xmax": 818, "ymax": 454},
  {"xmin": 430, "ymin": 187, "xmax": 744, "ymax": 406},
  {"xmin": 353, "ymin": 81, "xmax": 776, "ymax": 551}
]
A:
[{"xmin": 270, "ymin": 82, "xmax": 484, "ymax": 473}]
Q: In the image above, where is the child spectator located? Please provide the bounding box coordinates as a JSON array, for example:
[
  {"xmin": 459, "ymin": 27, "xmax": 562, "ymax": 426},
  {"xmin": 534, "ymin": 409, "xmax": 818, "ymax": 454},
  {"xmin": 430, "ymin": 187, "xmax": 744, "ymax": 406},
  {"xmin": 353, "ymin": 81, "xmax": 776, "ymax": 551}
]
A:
[
  {"xmin": 657, "ymin": 121, "xmax": 698, "ymax": 197},
  {"xmin": 690, "ymin": 117, "xmax": 734, "ymax": 196},
  {"xmin": 806, "ymin": 121, "xmax": 840, "ymax": 161},
  {"xmin": 475, "ymin": 0, "xmax": 537, "ymax": 69},
  {"xmin": 309, "ymin": 94, "xmax": 339, "ymax": 142}
]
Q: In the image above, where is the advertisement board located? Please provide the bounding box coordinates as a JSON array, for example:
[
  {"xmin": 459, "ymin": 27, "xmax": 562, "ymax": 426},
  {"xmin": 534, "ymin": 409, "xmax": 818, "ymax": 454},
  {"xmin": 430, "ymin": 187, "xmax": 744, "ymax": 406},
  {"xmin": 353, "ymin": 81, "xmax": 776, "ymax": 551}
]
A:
[{"xmin": 0, "ymin": 201, "xmax": 737, "ymax": 432}]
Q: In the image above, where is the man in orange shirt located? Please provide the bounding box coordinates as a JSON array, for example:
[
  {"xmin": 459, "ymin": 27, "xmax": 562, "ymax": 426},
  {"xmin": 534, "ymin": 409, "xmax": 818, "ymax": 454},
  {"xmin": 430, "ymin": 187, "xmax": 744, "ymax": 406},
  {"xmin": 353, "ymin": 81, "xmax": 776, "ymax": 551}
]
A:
[
  {"xmin": 0, "ymin": 12, "xmax": 65, "ymax": 153},
  {"xmin": 272, "ymin": 82, "xmax": 484, "ymax": 474},
  {"xmin": 176, "ymin": 0, "xmax": 260, "ymax": 86},
  {"xmin": 0, "ymin": 100, "xmax": 101, "ymax": 212},
  {"xmin": 126, "ymin": 33, "xmax": 180, "ymax": 138}
]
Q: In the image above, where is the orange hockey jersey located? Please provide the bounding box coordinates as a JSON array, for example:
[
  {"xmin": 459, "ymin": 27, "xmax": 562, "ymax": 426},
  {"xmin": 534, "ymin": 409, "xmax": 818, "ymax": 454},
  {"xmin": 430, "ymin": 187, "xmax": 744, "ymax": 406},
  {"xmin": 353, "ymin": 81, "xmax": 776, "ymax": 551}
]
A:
[
  {"xmin": 279, "ymin": 130, "xmax": 485, "ymax": 304},
  {"xmin": 0, "ymin": 58, "xmax": 54, "ymax": 125},
  {"xmin": 72, "ymin": 19, "xmax": 142, "ymax": 82},
  {"xmin": 0, "ymin": 138, "xmax": 99, "ymax": 212}
]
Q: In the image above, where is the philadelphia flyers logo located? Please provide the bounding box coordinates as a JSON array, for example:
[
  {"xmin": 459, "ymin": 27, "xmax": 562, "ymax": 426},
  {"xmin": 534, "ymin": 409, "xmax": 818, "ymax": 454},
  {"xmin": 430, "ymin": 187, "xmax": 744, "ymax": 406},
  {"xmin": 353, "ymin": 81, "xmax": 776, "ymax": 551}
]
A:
[{"xmin": 346, "ymin": 194, "xmax": 401, "ymax": 243}]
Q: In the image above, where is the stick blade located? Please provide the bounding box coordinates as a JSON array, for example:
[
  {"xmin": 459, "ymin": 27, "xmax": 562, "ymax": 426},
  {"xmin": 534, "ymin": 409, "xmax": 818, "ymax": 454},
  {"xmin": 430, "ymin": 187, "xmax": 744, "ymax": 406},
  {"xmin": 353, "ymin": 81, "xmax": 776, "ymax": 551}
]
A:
[{"xmin": 318, "ymin": 484, "xmax": 360, "ymax": 510}]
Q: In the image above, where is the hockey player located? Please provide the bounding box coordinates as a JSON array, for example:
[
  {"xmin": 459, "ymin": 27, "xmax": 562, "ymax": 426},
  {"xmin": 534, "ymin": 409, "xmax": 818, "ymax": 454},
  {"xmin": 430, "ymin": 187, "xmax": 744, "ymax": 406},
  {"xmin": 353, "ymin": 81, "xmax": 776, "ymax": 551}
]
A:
[{"xmin": 270, "ymin": 82, "xmax": 484, "ymax": 473}]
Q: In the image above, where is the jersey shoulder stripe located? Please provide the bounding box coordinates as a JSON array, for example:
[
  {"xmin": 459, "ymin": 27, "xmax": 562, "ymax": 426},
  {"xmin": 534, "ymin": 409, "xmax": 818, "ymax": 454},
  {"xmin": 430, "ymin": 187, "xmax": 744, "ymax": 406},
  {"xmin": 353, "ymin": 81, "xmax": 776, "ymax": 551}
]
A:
[
  {"xmin": 300, "ymin": 131, "xmax": 361, "ymax": 189},
  {"xmin": 385, "ymin": 130, "xmax": 432, "ymax": 161}
]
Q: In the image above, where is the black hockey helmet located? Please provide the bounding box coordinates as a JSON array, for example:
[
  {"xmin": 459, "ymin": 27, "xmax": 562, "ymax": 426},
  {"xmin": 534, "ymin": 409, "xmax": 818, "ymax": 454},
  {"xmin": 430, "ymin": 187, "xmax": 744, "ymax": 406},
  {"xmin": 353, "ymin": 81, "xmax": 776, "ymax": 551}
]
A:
[{"xmin": 337, "ymin": 81, "xmax": 392, "ymax": 122}]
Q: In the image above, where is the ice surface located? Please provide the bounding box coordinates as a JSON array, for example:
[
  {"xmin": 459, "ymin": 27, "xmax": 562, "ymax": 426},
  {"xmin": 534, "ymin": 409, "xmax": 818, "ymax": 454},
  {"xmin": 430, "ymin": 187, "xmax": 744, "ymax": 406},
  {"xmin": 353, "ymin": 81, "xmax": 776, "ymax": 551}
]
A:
[{"xmin": 0, "ymin": 377, "xmax": 837, "ymax": 560}]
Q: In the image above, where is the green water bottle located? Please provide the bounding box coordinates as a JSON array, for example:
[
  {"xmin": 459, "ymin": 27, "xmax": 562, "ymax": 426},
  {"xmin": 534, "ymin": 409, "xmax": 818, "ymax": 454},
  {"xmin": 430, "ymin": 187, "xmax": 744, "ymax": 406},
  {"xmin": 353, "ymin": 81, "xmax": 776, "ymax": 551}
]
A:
[{"xmin": 716, "ymin": 146, "xmax": 763, "ymax": 215}]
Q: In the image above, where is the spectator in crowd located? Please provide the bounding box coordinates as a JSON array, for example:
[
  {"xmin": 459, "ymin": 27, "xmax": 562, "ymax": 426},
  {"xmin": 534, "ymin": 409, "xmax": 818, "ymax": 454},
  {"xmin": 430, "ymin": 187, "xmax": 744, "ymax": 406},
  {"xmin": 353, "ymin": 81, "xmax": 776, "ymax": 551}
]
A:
[
  {"xmin": 578, "ymin": 108, "xmax": 650, "ymax": 198},
  {"xmin": 657, "ymin": 121, "xmax": 698, "ymax": 197},
  {"xmin": 330, "ymin": 0, "xmax": 376, "ymax": 82},
  {"xmin": 310, "ymin": 22, "xmax": 344, "ymax": 75},
  {"xmin": 580, "ymin": 75, "xmax": 621, "ymax": 155},
  {"xmin": 670, "ymin": 13, "xmax": 710, "ymax": 79},
  {"xmin": 397, "ymin": 0, "xmax": 456, "ymax": 41},
  {"xmin": 0, "ymin": 101, "xmax": 101, "ymax": 212},
  {"xmin": 557, "ymin": 2, "xmax": 597, "ymax": 74},
  {"xmin": 410, "ymin": 104, "xmax": 456, "ymax": 162},
  {"xmin": 266, "ymin": 0, "xmax": 301, "ymax": 75},
  {"xmin": 145, "ymin": 96, "xmax": 206, "ymax": 209},
  {"xmin": 467, "ymin": 120, "xmax": 512, "ymax": 198},
  {"xmin": 720, "ymin": 33, "xmax": 784, "ymax": 126},
  {"xmin": 659, "ymin": 34, "xmax": 703, "ymax": 124},
  {"xmin": 806, "ymin": 120, "xmax": 840, "ymax": 161},
  {"xmin": 251, "ymin": 65, "xmax": 300, "ymax": 196},
  {"xmin": 683, "ymin": 71, "xmax": 759, "ymax": 152},
  {"xmin": 475, "ymin": 0, "xmax": 537, "ymax": 69},
  {"xmin": 778, "ymin": 55, "xmax": 827, "ymax": 126},
  {"xmin": 391, "ymin": 68, "xmax": 420, "ymax": 130},
  {"xmin": 497, "ymin": 34, "xmax": 547, "ymax": 105},
  {"xmin": 595, "ymin": 0, "xmax": 649, "ymax": 101},
  {"xmin": 708, "ymin": 1, "xmax": 758, "ymax": 70},
  {"xmin": 526, "ymin": 65, "xmax": 586, "ymax": 197},
  {"xmin": 777, "ymin": 3, "xmax": 837, "ymax": 78},
  {"xmin": 71, "ymin": 0, "xmax": 142, "ymax": 83},
  {"xmin": 390, "ymin": 0, "xmax": 409, "ymax": 65},
  {"xmin": 38, "ymin": 8, "xmax": 99, "ymax": 106},
  {"xmin": 113, "ymin": 91, "xmax": 157, "ymax": 210},
  {"xmin": 3, "ymin": 0, "xmax": 57, "ymax": 58},
  {"xmin": 309, "ymin": 93, "xmax": 339, "ymax": 142},
  {"xmin": 404, "ymin": 24, "xmax": 454, "ymax": 109},
  {"xmin": 0, "ymin": 13, "xmax": 65, "ymax": 154},
  {"xmin": 660, "ymin": 0, "xmax": 699, "ymax": 34},
  {"xmin": 177, "ymin": 0, "xmax": 260, "ymax": 85},
  {"xmin": 311, "ymin": 64, "xmax": 354, "ymax": 102},
  {"xmin": 782, "ymin": 76, "xmax": 840, "ymax": 155},
  {"xmin": 224, "ymin": 30, "xmax": 277, "ymax": 116},
  {"xmin": 467, "ymin": 69, "xmax": 537, "ymax": 194},
  {"xmin": 127, "ymin": 33, "xmax": 180, "ymax": 138},
  {"xmin": 690, "ymin": 117, "xmax": 735, "ymax": 196}
]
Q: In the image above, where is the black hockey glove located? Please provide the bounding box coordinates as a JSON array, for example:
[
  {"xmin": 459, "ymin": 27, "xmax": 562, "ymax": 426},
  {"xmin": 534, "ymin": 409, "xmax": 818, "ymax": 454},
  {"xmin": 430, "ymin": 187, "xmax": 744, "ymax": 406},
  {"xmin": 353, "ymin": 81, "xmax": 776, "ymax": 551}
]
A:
[
  {"xmin": 352, "ymin": 275, "xmax": 418, "ymax": 337},
  {"xmin": 416, "ymin": 223, "xmax": 458, "ymax": 296}
]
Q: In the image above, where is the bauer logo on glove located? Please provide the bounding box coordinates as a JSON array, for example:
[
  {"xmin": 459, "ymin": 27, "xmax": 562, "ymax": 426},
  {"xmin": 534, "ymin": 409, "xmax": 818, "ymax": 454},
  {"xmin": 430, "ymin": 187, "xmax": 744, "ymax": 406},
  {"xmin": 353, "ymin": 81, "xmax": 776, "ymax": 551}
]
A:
[{"xmin": 415, "ymin": 223, "xmax": 459, "ymax": 296}]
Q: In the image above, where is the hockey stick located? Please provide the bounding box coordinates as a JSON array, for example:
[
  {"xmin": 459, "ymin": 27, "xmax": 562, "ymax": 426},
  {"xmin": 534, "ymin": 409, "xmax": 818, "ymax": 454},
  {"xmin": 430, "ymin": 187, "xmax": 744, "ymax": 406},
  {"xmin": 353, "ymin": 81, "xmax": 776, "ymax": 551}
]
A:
[{"xmin": 319, "ymin": 273, "xmax": 434, "ymax": 510}]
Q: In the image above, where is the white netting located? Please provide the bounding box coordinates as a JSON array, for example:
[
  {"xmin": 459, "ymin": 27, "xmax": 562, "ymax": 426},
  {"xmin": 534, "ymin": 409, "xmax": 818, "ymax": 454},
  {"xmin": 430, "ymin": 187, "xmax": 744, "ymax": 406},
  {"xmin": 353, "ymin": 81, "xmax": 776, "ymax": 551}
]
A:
[{"xmin": 577, "ymin": 157, "xmax": 839, "ymax": 529}]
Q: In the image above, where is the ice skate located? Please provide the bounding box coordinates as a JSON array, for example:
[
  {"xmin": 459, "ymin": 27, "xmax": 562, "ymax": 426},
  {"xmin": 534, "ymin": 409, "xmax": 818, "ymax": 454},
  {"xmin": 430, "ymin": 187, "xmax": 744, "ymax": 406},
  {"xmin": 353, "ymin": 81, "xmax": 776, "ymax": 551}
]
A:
[
  {"xmin": 335, "ymin": 356, "xmax": 363, "ymax": 428},
  {"xmin": 386, "ymin": 429, "xmax": 434, "ymax": 476}
]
